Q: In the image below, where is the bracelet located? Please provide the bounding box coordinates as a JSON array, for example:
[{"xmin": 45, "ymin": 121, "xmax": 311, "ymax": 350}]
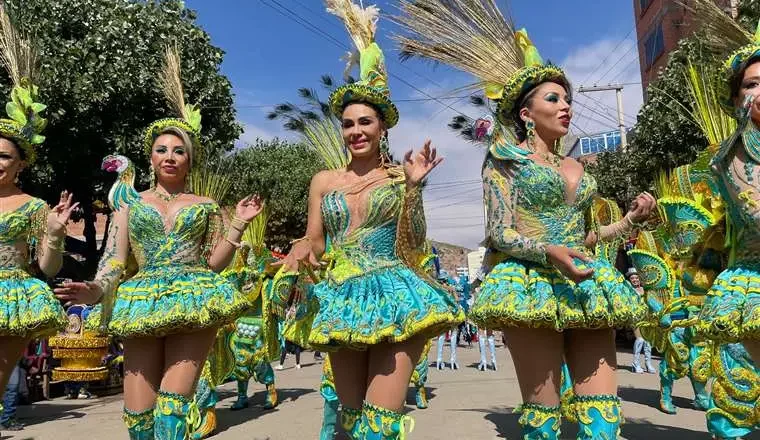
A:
[
  {"xmin": 46, "ymin": 235, "xmax": 65, "ymax": 252},
  {"xmin": 290, "ymin": 236, "xmax": 312, "ymax": 245},
  {"xmin": 230, "ymin": 215, "xmax": 248, "ymax": 232},
  {"xmin": 225, "ymin": 236, "xmax": 243, "ymax": 248}
]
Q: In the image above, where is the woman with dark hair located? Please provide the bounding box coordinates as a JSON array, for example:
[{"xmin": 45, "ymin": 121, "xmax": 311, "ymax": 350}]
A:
[
  {"xmin": 54, "ymin": 46, "xmax": 262, "ymax": 440},
  {"xmin": 271, "ymin": 2, "xmax": 463, "ymax": 438},
  {"xmin": 396, "ymin": 1, "xmax": 655, "ymax": 438},
  {"xmin": 697, "ymin": 24, "xmax": 760, "ymax": 366},
  {"xmin": 0, "ymin": 7, "xmax": 76, "ymax": 420}
]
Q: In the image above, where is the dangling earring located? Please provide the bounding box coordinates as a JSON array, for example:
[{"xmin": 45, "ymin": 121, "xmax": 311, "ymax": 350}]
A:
[
  {"xmin": 379, "ymin": 133, "xmax": 390, "ymax": 168},
  {"xmin": 13, "ymin": 171, "xmax": 19, "ymax": 184},
  {"xmin": 526, "ymin": 120, "xmax": 536, "ymax": 150},
  {"xmin": 149, "ymin": 164, "xmax": 156, "ymax": 189}
]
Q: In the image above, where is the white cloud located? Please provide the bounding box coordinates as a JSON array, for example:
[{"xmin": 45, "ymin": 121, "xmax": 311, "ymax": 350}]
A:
[
  {"xmin": 560, "ymin": 37, "xmax": 644, "ymax": 137},
  {"xmin": 388, "ymin": 85, "xmax": 487, "ymax": 249}
]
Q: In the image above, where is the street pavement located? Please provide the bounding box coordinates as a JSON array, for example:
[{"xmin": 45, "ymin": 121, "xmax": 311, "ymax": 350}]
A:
[{"xmin": 7, "ymin": 340, "xmax": 758, "ymax": 439}]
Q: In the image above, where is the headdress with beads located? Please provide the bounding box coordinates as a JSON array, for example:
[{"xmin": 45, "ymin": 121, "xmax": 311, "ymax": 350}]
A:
[
  {"xmin": 395, "ymin": 0, "xmax": 568, "ymax": 129},
  {"xmin": 143, "ymin": 45, "xmax": 202, "ymax": 162},
  {"xmin": 326, "ymin": 0, "xmax": 399, "ymax": 129},
  {"xmin": 718, "ymin": 20, "xmax": 760, "ymax": 117},
  {"xmin": 0, "ymin": 5, "xmax": 47, "ymax": 164}
]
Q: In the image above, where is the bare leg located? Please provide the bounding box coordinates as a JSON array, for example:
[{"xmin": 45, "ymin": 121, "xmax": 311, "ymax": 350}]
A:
[
  {"xmin": 365, "ymin": 336, "xmax": 427, "ymax": 411},
  {"xmin": 0, "ymin": 337, "xmax": 27, "ymax": 395},
  {"xmin": 504, "ymin": 328, "xmax": 564, "ymax": 405},
  {"xmin": 123, "ymin": 337, "xmax": 164, "ymax": 411},
  {"xmin": 330, "ymin": 349, "xmax": 369, "ymax": 409},
  {"xmin": 160, "ymin": 327, "xmax": 218, "ymax": 396},
  {"xmin": 565, "ymin": 329, "xmax": 621, "ymax": 439},
  {"xmin": 564, "ymin": 329, "xmax": 617, "ymax": 395}
]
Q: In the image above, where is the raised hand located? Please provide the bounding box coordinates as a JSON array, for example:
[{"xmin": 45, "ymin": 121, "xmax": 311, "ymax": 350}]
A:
[
  {"xmin": 403, "ymin": 139, "xmax": 444, "ymax": 187},
  {"xmin": 627, "ymin": 192, "xmax": 656, "ymax": 224},
  {"xmin": 235, "ymin": 194, "xmax": 264, "ymax": 223},
  {"xmin": 48, "ymin": 191, "xmax": 80, "ymax": 238}
]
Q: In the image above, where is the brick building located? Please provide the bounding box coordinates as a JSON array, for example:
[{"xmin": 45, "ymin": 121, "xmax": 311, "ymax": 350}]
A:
[{"xmin": 635, "ymin": 0, "xmax": 738, "ymax": 93}]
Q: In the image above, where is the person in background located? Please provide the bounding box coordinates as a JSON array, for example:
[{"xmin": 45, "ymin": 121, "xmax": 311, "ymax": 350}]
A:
[
  {"xmin": 0, "ymin": 363, "xmax": 24, "ymax": 431},
  {"xmin": 628, "ymin": 268, "xmax": 655, "ymax": 374}
]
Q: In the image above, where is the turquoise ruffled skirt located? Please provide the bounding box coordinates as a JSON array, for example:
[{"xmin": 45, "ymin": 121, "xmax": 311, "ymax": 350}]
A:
[
  {"xmin": 108, "ymin": 265, "xmax": 250, "ymax": 338},
  {"xmin": 0, "ymin": 269, "xmax": 66, "ymax": 337},
  {"xmin": 697, "ymin": 265, "xmax": 760, "ymax": 342},
  {"xmin": 303, "ymin": 263, "xmax": 464, "ymax": 351},
  {"xmin": 471, "ymin": 257, "xmax": 645, "ymax": 331}
]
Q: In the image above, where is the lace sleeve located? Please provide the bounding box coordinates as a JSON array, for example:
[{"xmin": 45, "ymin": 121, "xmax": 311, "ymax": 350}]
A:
[
  {"xmin": 201, "ymin": 203, "xmax": 226, "ymax": 267},
  {"xmin": 396, "ymin": 183, "xmax": 428, "ymax": 269},
  {"xmin": 92, "ymin": 207, "xmax": 130, "ymax": 328},
  {"xmin": 27, "ymin": 200, "xmax": 50, "ymax": 265},
  {"xmin": 483, "ymin": 157, "xmax": 547, "ymax": 264}
]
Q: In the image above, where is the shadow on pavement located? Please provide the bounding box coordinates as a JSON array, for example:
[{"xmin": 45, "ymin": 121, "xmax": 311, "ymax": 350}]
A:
[
  {"xmin": 213, "ymin": 388, "xmax": 315, "ymax": 437},
  {"xmin": 16, "ymin": 398, "xmax": 118, "ymax": 427},
  {"xmin": 404, "ymin": 386, "xmax": 438, "ymax": 407},
  {"xmin": 618, "ymin": 386, "xmax": 696, "ymax": 412}
]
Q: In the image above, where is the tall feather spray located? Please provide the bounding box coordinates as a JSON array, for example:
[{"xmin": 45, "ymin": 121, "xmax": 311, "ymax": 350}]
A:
[{"xmin": 393, "ymin": 0, "xmax": 520, "ymax": 92}]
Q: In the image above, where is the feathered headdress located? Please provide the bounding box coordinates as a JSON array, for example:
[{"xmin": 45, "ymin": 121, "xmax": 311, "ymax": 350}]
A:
[
  {"xmin": 0, "ymin": 5, "xmax": 47, "ymax": 164},
  {"xmin": 143, "ymin": 45, "xmax": 203, "ymax": 160},
  {"xmin": 394, "ymin": 0, "xmax": 567, "ymax": 126},
  {"xmin": 326, "ymin": 0, "xmax": 399, "ymax": 128}
]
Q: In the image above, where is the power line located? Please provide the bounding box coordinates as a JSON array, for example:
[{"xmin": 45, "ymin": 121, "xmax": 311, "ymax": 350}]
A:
[
  {"xmin": 425, "ymin": 186, "xmax": 481, "ymax": 204},
  {"xmin": 259, "ymin": 0, "xmax": 474, "ymax": 119},
  {"xmin": 577, "ymin": 91, "xmax": 637, "ymax": 125},
  {"xmin": 577, "ymin": 27, "xmax": 636, "ymax": 86}
]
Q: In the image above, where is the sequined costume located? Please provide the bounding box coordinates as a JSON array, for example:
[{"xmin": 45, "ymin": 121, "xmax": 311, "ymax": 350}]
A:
[
  {"xmin": 95, "ymin": 47, "xmax": 252, "ymax": 440},
  {"xmin": 688, "ymin": 21, "xmax": 760, "ymax": 436},
  {"xmin": 190, "ymin": 227, "xmax": 281, "ymax": 439},
  {"xmin": 319, "ymin": 340, "xmax": 433, "ymax": 440},
  {"xmin": 0, "ymin": 12, "xmax": 66, "ymax": 339},
  {"xmin": 396, "ymin": 3, "xmax": 647, "ymax": 436},
  {"xmin": 629, "ymin": 231, "xmax": 712, "ymax": 415},
  {"xmin": 0, "ymin": 198, "xmax": 66, "ymax": 337}
]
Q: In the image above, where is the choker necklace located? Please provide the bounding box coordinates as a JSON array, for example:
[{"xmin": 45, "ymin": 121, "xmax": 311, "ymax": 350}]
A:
[{"xmin": 152, "ymin": 187, "xmax": 183, "ymax": 202}]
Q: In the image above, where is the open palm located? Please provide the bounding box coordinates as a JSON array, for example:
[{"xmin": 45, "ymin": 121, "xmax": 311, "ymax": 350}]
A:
[
  {"xmin": 404, "ymin": 140, "xmax": 444, "ymax": 186},
  {"xmin": 48, "ymin": 191, "xmax": 79, "ymax": 237},
  {"xmin": 236, "ymin": 194, "xmax": 264, "ymax": 222}
]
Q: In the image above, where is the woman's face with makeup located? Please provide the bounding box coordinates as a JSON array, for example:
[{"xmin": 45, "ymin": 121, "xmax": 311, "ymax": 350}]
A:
[
  {"xmin": 737, "ymin": 61, "xmax": 760, "ymax": 125},
  {"xmin": 521, "ymin": 81, "xmax": 573, "ymax": 139}
]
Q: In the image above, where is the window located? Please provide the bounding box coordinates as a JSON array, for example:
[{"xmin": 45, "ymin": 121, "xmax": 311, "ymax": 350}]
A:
[
  {"xmin": 639, "ymin": 0, "xmax": 653, "ymax": 14},
  {"xmin": 578, "ymin": 131, "xmax": 622, "ymax": 156},
  {"xmin": 644, "ymin": 24, "xmax": 664, "ymax": 68}
]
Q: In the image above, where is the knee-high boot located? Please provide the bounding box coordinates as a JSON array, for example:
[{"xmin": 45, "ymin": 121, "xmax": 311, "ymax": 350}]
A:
[
  {"xmin": 154, "ymin": 390, "xmax": 195, "ymax": 440},
  {"xmin": 341, "ymin": 406, "xmax": 362, "ymax": 440},
  {"xmin": 358, "ymin": 401, "xmax": 414, "ymax": 440},
  {"xmin": 124, "ymin": 407, "xmax": 154, "ymax": 440},
  {"xmin": 573, "ymin": 395, "xmax": 622, "ymax": 440},
  {"xmin": 518, "ymin": 403, "xmax": 561, "ymax": 439}
]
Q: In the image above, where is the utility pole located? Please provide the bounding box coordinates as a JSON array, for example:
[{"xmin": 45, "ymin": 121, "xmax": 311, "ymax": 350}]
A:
[{"xmin": 577, "ymin": 83, "xmax": 628, "ymax": 152}]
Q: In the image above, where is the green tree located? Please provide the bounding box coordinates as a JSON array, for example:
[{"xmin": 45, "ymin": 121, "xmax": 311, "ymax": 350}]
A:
[
  {"xmin": 590, "ymin": 4, "xmax": 760, "ymax": 204},
  {"xmin": 229, "ymin": 139, "xmax": 325, "ymax": 250},
  {"xmin": 5, "ymin": 0, "xmax": 241, "ymax": 268}
]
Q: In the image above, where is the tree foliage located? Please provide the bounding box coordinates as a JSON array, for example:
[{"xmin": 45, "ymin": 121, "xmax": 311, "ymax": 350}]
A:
[
  {"xmin": 229, "ymin": 139, "xmax": 325, "ymax": 250},
  {"xmin": 590, "ymin": 5, "xmax": 760, "ymax": 205},
  {"xmin": 4, "ymin": 0, "xmax": 241, "ymax": 266}
]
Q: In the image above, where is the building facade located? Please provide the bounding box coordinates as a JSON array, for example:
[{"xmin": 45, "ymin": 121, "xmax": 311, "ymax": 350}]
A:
[
  {"xmin": 566, "ymin": 129, "xmax": 625, "ymax": 163},
  {"xmin": 635, "ymin": 0, "xmax": 737, "ymax": 93}
]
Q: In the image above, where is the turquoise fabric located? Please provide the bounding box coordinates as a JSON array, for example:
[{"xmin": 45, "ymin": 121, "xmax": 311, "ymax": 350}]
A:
[
  {"xmin": 154, "ymin": 391, "xmax": 193, "ymax": 440},
  {"xmin": 698, "ymin": 265, "xmax": 760, "ymax": 342},
  {"xmin": 574, "ymin": 395, "xmax": 621, "ymax": 440},
  {"xmin": 705, "ymin": 342, "xmax": 759, "ymax": 439},
  {"xmin": 473, "ymin": 258, "xmax": 646, "ymax": 330},
  {"xmin": 518, "ymin": 403, "xmax": 561, "ymax": 440},
  {"xmin": 320, "ymin": 399, "xmax": 340, "ymax": 440},
  {"xmin": 124, "ymin": 407, "xmax": 154, "ymax": 440},
  {"xmin": 108, "ymin": 200, "xmax": 249, "ymax": 337},
  {"xmin": 472, "ymin": 159, "xmax": 645, "ymax": 331},
  {"xmin": 306, "ymin": 182, "xmax": 463, "ymax": 350},
  {"xmin": 358, "ymin": 401, "xmax": 413, "ymax": 440},
  {"xmin": 0, "ymin": 198, "xmax": 66, "ymax": 337}
]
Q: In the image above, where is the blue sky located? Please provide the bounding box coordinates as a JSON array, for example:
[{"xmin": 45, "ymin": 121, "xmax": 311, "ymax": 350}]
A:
[{"xmin": 186, "ymin": 0, "xmax": 643, "ymax": 248}]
